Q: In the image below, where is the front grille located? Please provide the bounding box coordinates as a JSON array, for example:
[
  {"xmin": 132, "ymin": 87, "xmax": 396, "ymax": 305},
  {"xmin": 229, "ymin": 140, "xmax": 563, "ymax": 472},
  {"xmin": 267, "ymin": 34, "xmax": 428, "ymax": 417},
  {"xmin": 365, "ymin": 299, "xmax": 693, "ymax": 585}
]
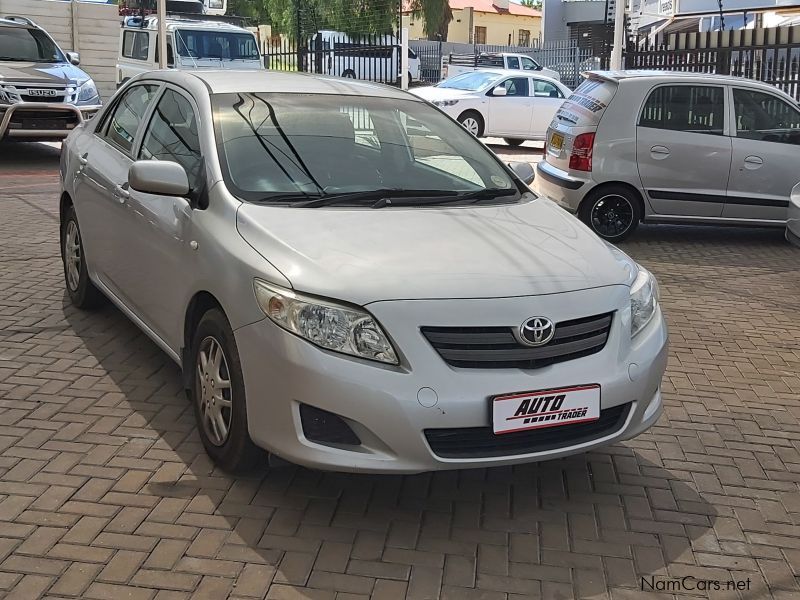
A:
[
  {"xmin": 421, "ymin": 312, "xmax": 613, "ymax": 369},
  {"xmin": 8, "ymin": 109, "xmax": 79, "ymax": 131},
  {"xmin": 20, "ymin": 95, "xmax": 64, "ymax": 103},
  {"xmin": 425, "ymin": 402, "xmax": 630, "ymax": 458}
]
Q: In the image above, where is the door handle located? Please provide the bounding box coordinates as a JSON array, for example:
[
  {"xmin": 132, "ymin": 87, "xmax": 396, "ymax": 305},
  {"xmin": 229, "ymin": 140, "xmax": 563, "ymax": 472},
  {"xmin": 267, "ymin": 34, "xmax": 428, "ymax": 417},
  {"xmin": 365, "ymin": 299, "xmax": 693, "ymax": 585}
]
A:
[
  {"xmin": 650, "ymin": 145, "xmax": 670, "ymax": 160},
  {"xmin": 113, "ymin": 183, "xmax": 130, "ymax": 203},
  {"xmin": 78, "ymin": 153, "xmax": 89, "ymax": 166},
  {"xmin": 743, "ymin": 155, "xmax": 763, "ymax": 170}
]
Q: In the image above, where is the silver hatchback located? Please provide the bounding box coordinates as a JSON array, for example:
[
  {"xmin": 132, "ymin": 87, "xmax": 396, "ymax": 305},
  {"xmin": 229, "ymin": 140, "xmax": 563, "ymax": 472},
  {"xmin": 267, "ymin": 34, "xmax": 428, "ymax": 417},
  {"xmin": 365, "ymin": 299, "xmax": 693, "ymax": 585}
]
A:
[
  {"xmin": 535, "ymin": 71, "xmax": 800, "ymax": 241},
  {"xmin": 60, "ymin": 70, "xmax": 667, "ymax": 473}
]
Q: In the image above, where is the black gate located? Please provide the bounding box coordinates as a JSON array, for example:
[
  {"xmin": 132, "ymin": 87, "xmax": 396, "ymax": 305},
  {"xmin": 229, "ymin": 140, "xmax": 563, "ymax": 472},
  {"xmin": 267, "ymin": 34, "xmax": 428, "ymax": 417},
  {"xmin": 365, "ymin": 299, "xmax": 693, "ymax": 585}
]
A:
[
  {"xmin": 264, "ymin": 33, "xmax": 402, "ymax": 85},
  {"xmin": 626, "ymin": 27, "xmax": 800, "ymax": 100}
]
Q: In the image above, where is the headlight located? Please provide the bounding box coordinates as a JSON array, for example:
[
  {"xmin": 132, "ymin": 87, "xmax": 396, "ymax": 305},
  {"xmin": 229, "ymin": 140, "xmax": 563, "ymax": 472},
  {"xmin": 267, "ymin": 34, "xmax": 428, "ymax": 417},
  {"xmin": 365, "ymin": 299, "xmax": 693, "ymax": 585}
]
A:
[
  {"xmin": 254, "ymin": 279, "xmax": 398, "ymax": 365},
  {"xmin": 433, "ymin": 99, "xmax": 459, "ymax": 107},
  {"xmin": 630, "ymin": 266, "xmax": 659, "ymax": 337},
  {"xmin": 77, "ymin": 79, "xmax": 98, "ymax": 104}
]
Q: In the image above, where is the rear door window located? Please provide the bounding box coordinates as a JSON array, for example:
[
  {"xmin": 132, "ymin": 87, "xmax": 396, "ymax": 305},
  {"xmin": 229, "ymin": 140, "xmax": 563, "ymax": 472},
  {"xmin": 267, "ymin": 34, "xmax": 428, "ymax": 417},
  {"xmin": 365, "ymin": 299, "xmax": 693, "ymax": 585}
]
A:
[
  {"xmin": 639, "ymin": 85, "xmax": 725, "ymax": 135},
  {"xmin": 555, "ymin": 77, "xmax": 617, "ymax": 127},
  {"xmin": 506, "ymin": 56, "xmax": 520, "ymax": 70}
]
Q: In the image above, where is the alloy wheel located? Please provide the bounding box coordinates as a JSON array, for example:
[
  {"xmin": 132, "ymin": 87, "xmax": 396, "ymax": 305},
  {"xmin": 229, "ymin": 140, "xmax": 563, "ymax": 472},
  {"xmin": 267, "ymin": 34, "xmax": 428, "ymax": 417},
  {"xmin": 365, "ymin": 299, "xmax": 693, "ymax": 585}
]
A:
[
  {"xmin": 64, "ymin": 220, "xmax": 82, "ymax": 292},
  {"xmin": 196, "ymin": 336, "xmax": 233, "ymax": 447},
  {"xmin": 461, "ymin": 117, "xmax": 480, "ymax": 136},
  {"xmin": 590, "ymin": 195, "xmax": 634, "ymax": 239}
]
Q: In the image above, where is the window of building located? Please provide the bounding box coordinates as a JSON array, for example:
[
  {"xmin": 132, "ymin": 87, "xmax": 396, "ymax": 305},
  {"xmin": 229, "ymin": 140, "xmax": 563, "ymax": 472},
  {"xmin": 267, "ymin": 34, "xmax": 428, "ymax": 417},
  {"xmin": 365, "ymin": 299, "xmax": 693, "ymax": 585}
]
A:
[
  {"xmin": 474, "ymin": 26, "xmax": 486, "ymax": 45},
  {"xmin": 518, "ymin": 29, "xmax": 531, "ymax": 46},
  {"xmin": 638, "ymin": 85, "xmax": 725, "ymax": 135}
]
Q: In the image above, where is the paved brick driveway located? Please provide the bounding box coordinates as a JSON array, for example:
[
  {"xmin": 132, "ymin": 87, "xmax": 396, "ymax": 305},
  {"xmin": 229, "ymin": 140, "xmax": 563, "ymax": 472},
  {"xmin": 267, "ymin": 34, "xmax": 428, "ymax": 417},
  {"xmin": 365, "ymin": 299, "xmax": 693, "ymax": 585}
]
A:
[{"xmin": 1, "ymin": 142, "xmax": 799, "ymax": 600}]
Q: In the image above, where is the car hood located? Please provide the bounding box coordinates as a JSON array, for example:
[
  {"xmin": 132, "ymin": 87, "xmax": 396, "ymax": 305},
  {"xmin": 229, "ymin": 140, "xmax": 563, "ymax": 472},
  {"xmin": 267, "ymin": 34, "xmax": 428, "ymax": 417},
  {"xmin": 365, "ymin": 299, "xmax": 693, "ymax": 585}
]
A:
[
  {"xmin": 0, "ymin": 61, "xmax": 89, "ymax": 85},
  {"xmin": 236, "ymin": 197, "xmax": 635, "ymax": 305},
  {"xmin": 410, "ymin": 86, "xmax": 480, "ymax": 102}
]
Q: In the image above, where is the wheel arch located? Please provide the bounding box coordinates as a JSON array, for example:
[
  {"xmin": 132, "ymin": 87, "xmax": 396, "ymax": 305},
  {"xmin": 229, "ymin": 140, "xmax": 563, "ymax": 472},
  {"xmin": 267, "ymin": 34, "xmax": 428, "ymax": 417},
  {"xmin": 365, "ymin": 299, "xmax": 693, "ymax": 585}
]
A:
[
  {"xmin": 59, "ymin": 191, "xmax": 73, "ymax": 225},
  {"xmin": 182, "ymin": 291, "xmax": 225, "ymax": 390},
  {"xmin": 579, "ymin": 181, "xmax": 646, "ymax": 223}
]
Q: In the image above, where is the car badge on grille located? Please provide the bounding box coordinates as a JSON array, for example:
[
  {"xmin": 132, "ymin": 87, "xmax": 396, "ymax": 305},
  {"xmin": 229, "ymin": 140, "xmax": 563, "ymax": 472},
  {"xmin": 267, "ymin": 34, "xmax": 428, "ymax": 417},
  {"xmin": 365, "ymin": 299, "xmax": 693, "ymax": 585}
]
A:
[
  {"xmin": 517, "ymin": 317, "xmax": 555, "ymax": 347},
  {"xmin": 27, "ymin": 89, "xmax": 58, "ymax": 97}
]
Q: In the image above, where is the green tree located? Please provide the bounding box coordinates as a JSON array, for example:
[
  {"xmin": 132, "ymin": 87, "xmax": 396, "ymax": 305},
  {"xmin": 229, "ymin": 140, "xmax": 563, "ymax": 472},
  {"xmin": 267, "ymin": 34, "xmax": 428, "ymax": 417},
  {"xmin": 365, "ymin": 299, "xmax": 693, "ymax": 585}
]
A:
[
  {"xmin": 407, "ymin": 0, "xmax": 452, "ymax": 41},
  {"xmin": 261, "ymin": 0, "xmax": 401, "ymax": 36},
  {"xmin": 520, "ymin": 0, "xmax": 542, "ymax": 9}
]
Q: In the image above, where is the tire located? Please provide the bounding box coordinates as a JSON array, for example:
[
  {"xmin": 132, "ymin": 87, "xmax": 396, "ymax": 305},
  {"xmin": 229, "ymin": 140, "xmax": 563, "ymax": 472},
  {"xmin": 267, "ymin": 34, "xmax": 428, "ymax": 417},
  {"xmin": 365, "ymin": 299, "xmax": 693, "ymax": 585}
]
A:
[
  {"xmin": 342, "ymin": 70, "xmax": 356, "ymax": 79},
  {"xmin": 579, "ymin": 185, "xmax": 642, "ymax": 243},
  {"xmin": 61, "ymin": 205, "xmax": 106, "ymax": 309},
  {"xmin": 189, "ymin": 308, "xmax": 264, "ymax": 472},
  {"xmin": 504, "ymin": 138, "xmax": 525, "ymax": 147},
  {"xmin": 457, "ymin": 110, "xmax": 484, "ymax": 137}
]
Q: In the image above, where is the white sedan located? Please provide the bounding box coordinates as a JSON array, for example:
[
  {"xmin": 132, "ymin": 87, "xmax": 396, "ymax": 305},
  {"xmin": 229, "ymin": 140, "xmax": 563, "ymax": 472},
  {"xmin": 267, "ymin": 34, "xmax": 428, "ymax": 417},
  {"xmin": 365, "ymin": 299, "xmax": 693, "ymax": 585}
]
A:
[{"xmin": 411, "ymin": 70, "xmax": 572, "ymax": 146}]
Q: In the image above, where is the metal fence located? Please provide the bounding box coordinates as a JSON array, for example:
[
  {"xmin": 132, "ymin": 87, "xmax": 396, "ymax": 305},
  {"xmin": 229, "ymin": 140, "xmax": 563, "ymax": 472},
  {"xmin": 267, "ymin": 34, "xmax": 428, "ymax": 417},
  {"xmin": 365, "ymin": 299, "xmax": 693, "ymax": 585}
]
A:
[
  {"xmin": 264, "ymin": 33, "xmax": 401, "ymax": 85},
  {"xmin": 627, "ymin": 27, "xmax": 800, "ymax": 100},
  {"xmin": 409, "ymin": 39, "xmax": 598, "ymax": 88}
]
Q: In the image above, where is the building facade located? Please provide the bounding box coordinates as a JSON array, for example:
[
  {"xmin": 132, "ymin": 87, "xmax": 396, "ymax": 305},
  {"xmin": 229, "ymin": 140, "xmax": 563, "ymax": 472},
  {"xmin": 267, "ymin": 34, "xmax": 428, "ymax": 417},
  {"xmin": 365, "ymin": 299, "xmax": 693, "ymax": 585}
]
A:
[{"xmin": 402, "ymin": 0, "xmax": 542, "ymax": 45}]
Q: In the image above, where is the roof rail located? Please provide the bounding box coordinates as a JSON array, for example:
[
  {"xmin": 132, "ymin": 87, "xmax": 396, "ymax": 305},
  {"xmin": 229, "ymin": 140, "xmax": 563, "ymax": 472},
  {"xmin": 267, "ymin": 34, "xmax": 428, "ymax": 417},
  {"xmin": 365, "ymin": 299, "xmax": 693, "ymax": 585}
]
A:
[{"xmin": 3, "ymin": 15, "xmax": 37, "ymax": 27}]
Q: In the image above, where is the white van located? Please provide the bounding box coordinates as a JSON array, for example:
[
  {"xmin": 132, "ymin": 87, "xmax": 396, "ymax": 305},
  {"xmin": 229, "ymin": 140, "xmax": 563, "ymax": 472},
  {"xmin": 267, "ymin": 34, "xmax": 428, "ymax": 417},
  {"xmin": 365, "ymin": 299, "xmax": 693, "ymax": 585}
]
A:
[
  {"xmin": 307, "ymin": 30, "xmax": 421, "ymax": 84},
  {"xmin": 117, "ymin": 16, "xmax": 261, "ymax": 86}
]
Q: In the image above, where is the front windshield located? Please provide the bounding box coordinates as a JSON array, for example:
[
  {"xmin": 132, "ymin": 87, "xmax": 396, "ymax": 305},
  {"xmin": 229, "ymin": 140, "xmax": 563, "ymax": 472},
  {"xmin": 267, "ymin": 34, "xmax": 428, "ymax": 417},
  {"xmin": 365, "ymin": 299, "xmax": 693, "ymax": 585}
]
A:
[
  {"xmin": 212, "ymin": 93, "xmax": 518, "ymax": 203},
  {"xmin": 438, "ymin": 71, "xmax": 503, "ymax": 91},
  {"xmin": 174, "ymin": 29, "xmax": 259, "ymax": 60},
  {"xmin": 0, "ymin": 27, "xmax": 64, "ymax": 62}
]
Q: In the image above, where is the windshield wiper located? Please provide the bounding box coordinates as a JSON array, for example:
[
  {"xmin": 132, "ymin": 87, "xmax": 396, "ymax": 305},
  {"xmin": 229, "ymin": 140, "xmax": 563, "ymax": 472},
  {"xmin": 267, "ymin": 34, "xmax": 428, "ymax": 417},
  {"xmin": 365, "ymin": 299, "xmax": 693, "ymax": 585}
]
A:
[
  {"xmin": 371, "ymin": 187, "xmax": 518, "ymax": 208},
  {"xmin": 292, "ymin": 188, "xmax": 457, "ymax": 208}
]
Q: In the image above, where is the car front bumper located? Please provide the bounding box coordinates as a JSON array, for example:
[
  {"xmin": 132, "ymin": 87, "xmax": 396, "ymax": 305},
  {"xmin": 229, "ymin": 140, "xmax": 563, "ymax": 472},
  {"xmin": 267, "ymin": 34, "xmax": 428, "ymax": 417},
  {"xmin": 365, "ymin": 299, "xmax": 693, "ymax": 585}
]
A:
[
  {"xmin": 0, "ymin": 102, "xmax": 101, "ymax": 140},
  {"xmin": 235, "ymin": 286, "xmax": 668, "ymax": 473},
  {"xmin": 534, "ymin": 161, "xmax": 591, "ymax": 213},
  {"xmin": 787, "ymin": 190, "xmax": 800, "ymax": 247}
]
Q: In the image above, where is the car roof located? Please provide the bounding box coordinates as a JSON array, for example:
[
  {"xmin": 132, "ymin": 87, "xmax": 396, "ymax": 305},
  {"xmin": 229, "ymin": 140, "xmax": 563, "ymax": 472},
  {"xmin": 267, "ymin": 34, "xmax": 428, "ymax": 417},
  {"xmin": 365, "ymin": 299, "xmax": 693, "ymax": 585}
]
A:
[
  {"xmin": 165, "ymin": 70, "xmax": 422, "ymax": 100},
  {"xmin": 0, "ymin": 17, "xmax": 35, "ymax": 29},
  {"xmin": 586, "ymin": 69, "xmax": 785, "ymax": 87},
  {"xmin": 124, "ymin": 17, "xmax": 251, "ymax": 32}
]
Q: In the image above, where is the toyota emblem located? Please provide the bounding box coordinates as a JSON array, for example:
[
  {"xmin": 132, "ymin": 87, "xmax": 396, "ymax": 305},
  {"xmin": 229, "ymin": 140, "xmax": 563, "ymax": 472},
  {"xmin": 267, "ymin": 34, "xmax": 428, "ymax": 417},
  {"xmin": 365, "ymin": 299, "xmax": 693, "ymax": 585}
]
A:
[{"xmin": 517, "ymin": 317, "xmax": 555, "ymax": 347}]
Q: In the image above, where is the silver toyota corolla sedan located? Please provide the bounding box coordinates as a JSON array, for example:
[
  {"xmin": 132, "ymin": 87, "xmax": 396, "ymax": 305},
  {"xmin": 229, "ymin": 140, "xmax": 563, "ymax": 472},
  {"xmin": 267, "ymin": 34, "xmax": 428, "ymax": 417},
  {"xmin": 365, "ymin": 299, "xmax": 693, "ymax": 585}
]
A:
[{"xmin": 59, "ymin": 70, "xmax": 668, "ymax": 473}]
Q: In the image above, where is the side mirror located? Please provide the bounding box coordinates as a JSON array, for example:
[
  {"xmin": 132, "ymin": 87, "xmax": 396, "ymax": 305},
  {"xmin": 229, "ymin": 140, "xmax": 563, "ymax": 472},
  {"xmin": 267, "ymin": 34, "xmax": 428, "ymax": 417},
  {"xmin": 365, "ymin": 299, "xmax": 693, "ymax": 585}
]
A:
[
  {"xmin": 129, "ymin": 160, "xmax": 189, "ymax": 196},
  {"xmin": 66, "ymin": 51, "xmax": 80, "ymax": 66},
  {"xmin": 508, "ymin": 161, "xmax": 535, "ymax": 185},
  {"xmin": 492, "ymin": 86, "xmax": 507, "ymax": 97}
]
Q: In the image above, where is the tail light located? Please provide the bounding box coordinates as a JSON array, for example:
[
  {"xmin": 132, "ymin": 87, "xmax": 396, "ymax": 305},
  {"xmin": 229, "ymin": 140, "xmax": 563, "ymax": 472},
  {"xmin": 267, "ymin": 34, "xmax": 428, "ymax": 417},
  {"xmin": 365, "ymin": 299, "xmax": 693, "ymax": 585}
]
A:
[{"xmin": 569, "ymin": 132, "xmax": 595, "ymax": 172}]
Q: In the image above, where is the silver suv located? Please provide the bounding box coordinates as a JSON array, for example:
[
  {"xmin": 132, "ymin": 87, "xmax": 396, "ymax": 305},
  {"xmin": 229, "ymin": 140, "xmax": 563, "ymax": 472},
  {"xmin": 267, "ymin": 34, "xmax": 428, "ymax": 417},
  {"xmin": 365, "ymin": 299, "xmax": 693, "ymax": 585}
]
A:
[
  {"xmin": 0, "ymin": 16, "xmax": 101, "ymax": 142},
  {"xmin": 59, "ymin": 70, "xmax": 667, "ymax": 473},
  {"xmin": 535, "ymin": 71, "xmax": 800, "ymax": 241}
]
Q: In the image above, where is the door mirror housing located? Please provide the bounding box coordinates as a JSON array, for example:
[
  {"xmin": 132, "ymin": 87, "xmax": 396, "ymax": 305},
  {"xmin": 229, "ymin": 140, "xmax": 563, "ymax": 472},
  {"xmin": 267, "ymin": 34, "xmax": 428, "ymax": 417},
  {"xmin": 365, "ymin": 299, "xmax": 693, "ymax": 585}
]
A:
[
  {"xmin": 508, "ymin": 161, "xmax": 535, "ymax": 185},
  {"xmin": 66, "ymin": 51, "xmax": 80, "ymax": 66},
  {"xmin": 129, "ymin": 160, "xmax": 190, "ymax": 197},
  {"xmin": 492, "ymin": 86, "xmax": 507, "ymax": 97}
]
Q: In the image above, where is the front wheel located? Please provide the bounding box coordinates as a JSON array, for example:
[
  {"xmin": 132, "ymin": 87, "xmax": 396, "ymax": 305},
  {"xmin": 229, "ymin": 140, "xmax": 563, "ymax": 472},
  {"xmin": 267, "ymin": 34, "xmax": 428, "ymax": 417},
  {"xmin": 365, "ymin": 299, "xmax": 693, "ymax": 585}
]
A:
[
  {"xmin": 504, "ymin": 138, "xmax": 525, "ymax": 147},
  {"xmin": 190, "ymin": 309, "xmax": 264, "ymax": 472},
  {"xmin": 579, "ymin": 186, "xmax": 641, "ymax": 242},
  {"xmin": 457, "ymin": 111, "xmax": 484, "ymax": 137}
]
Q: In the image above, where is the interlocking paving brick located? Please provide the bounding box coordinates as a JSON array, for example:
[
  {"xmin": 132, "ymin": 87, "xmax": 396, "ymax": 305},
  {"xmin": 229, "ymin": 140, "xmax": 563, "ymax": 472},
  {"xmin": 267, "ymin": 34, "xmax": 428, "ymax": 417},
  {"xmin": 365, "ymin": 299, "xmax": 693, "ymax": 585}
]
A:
[{"xmin": 2, "ymin": 147, "xmax": 800, "ymax": 599}]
